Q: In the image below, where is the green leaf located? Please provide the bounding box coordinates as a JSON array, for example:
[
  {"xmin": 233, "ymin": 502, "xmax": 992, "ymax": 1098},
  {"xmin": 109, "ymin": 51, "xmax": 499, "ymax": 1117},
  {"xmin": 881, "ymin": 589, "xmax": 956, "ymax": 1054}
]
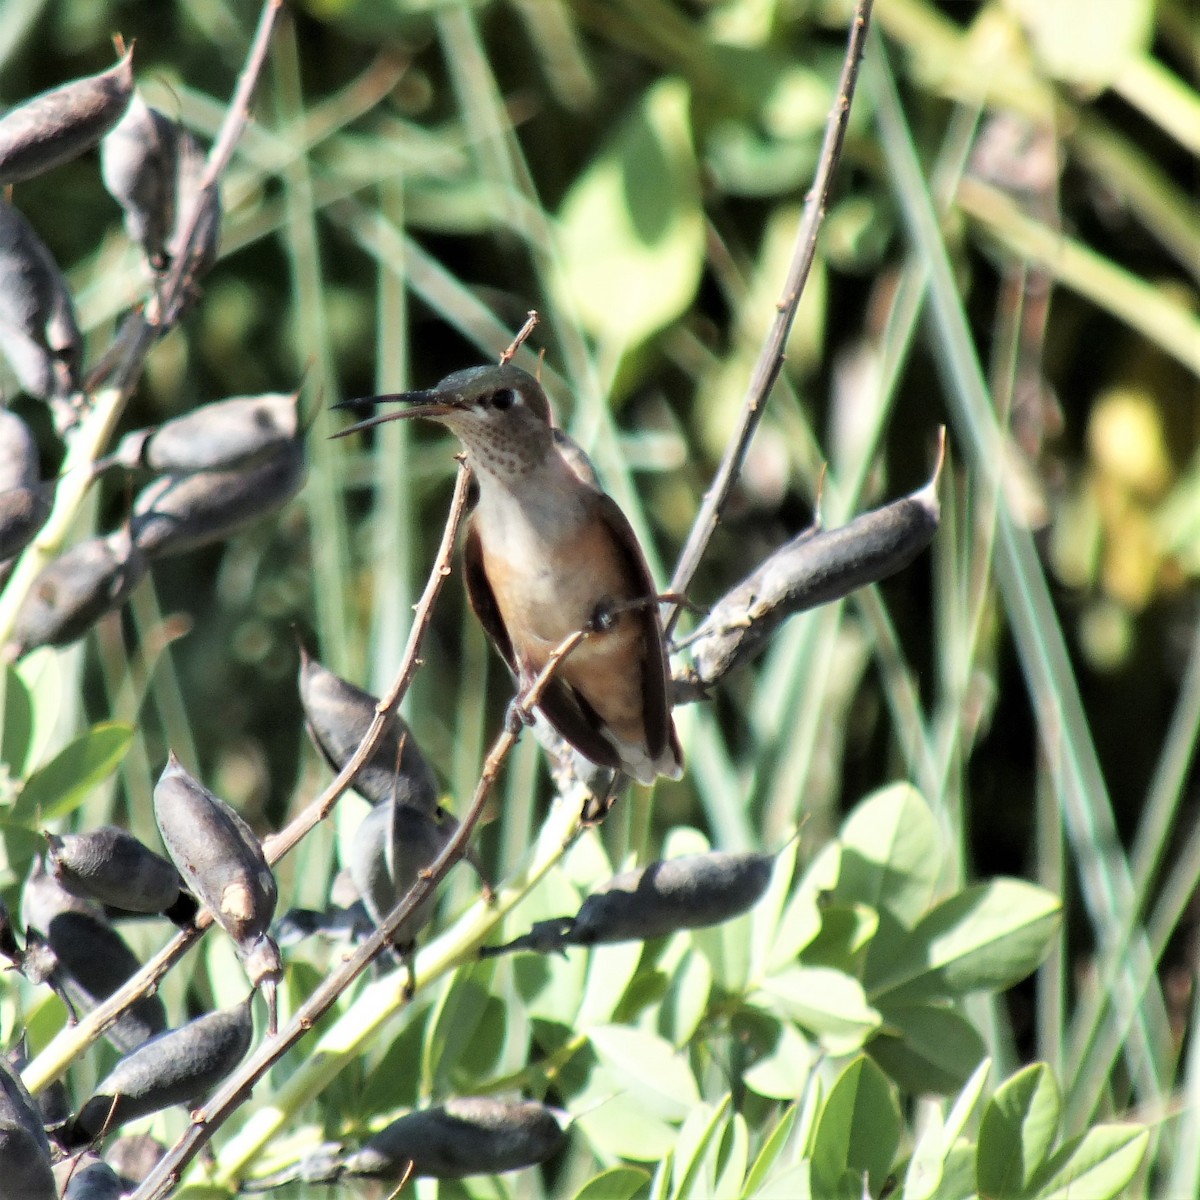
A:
[
  {"xmin": 810, "ymin": 1055, "xmax": 900, "ymax": 1198},
  {"xmin": 714, "ymin": 1111, "xmax": 749, "ymax": 1200},
  {"xmin": 751, "ymin": 965, "xmax": 881, "ymax": 1055},
  {"xmin": 0, "ymin": 665, "xmax": 33, "ymax": 778},
  {"xmin": 741, "ymin": 1102, "xmax": 798, "ymax": 1197},
  {"xmin": 904, "ymin": 1059, "xmax": 992, "ymax": 1200},
  {"xmin": 554, "ymin": 78, "xmax": 704, "ymax": 351},
  {"xmin": 743, "ymin": 1162, "xmax": 812, "ymax": 1200},
  {"xmin": 671, "ymin": 1098, "xmax": 729, "ymax": 1200},
  {"xmin": 835, "ymin": 782, "xmax": 940, "ymax": 925},
  {"xmin": 868, "ymin": 879, "xmax": 1061, "ymax": 1002},
  {"xmin": 869, "ymin": 1002, "xmax": 987, "ymax": 1095},
  {"xmin": 658, "ymin": 946, "xmax": 712, "ymax": 1046},
  {"xmin": 798, "ymin": 901, "xmax": 878, "ymax": 975},
  {"xmin": 576, "ymin": 1080, "xmax": 681, "ymax": 1162},
  {"xmin": 14, "ymin": 722, "xmax": 134, "ymax": 823},
  {"xmin": 588, "ymin": 1023, "xmax": 700, "ymax": 1120},
  {"xmin": 1008, "ymin": 0, "xmax": 1153, "ymax": 87},
  {"xmin": 572, "ymin": 1167, "xmax": 652, "ymax": 1200},
  {"xmin": 977, "ymin": 1063, "xmax": 1061, "ymax": 1198},
  {"xmin": 741, "ymin": 1015, "xmax": 815, "ymax": 1101},
  {"xmin": 421, "ymin": 959, "xmax": 495, "ymax": 1094},
  {"xmin": 1030, "ymin": 1124, "xmax": 1149, "ymax": 1200}
]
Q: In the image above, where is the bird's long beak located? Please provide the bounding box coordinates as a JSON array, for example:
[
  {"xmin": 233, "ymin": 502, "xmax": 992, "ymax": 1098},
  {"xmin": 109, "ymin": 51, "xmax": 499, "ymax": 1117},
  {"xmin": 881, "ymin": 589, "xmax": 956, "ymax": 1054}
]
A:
[{"xmin": 330, "ymin": 390, "xmax": 460, "ymax": 439}]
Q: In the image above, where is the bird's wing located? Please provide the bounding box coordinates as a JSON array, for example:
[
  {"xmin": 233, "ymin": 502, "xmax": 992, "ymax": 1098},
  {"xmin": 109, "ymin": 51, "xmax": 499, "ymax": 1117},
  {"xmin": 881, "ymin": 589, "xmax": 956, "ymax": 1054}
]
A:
[
  {"xmin": 463, "ymin": 515, "xmax": 516, "ymax": 672},
  {"xmin": 590, "ymin": 492, "xmax": 676, "ymax": 766}
]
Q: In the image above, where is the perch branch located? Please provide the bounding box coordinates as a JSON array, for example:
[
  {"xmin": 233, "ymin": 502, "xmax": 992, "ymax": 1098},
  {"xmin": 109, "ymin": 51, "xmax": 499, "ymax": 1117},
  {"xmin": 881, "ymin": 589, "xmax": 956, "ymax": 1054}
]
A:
[{"xmin": 664, "ymin": 0, "xmax": 875, "ymax": 637}]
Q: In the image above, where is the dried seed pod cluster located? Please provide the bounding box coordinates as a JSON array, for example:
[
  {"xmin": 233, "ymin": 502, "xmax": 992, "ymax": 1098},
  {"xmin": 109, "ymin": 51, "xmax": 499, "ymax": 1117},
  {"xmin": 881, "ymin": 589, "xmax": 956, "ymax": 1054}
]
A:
[
  {"xmin": 154, "ymin": 754, "xmax": 282, "ymax": 1032},
  {"xmin": 483, "ymin": 850, "xmax": 775, "ymax": 957},
  {"xmin": 2, "ymin": 392, "xmax": 307, "ymax": 659},
  {"xmin": 245, "ymin": 1097, "xmax": 568, "ymax": 1188}
]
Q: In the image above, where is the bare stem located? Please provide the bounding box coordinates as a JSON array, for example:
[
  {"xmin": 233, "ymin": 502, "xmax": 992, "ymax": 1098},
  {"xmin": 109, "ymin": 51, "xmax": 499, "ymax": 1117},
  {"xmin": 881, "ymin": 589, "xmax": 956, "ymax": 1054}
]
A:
[{"xmin": 664, "ymin": 0, "xmax": 875, "ymax": 637}]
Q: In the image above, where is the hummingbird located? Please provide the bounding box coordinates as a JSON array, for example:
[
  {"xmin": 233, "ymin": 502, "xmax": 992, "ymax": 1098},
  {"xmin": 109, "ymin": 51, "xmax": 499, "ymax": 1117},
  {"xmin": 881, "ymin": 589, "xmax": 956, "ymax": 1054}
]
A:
[{"xmin": 337, "ymin": 363, "xmax": 683, "ymax": 785}]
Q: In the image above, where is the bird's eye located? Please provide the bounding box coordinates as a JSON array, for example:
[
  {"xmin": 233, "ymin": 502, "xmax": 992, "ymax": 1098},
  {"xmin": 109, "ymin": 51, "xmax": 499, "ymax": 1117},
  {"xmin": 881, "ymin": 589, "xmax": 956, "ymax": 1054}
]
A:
[{"xmin": 490, "ymin": 388, "xmax": 517, "ymax": 411}]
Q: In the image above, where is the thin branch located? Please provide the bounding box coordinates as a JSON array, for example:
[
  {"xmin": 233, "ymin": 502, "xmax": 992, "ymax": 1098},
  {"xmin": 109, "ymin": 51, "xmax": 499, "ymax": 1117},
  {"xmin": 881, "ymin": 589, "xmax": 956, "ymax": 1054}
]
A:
[
  {"xmin": 263, "ymin": 461, "xmax": 472, "ymax": 858},
  {"xmin": 132, "ymin": 629, "xmax": 590, "ymax": 1200},
  {"xmin": 663, "ymin": 0, "xmax": 875, "ymax": 637}
]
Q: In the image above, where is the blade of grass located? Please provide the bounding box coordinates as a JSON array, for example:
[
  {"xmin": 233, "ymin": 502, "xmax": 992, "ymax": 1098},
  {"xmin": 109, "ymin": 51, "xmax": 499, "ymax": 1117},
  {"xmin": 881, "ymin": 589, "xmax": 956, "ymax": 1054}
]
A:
[{"xmin": 869, "ymin": 27, "xmax": 1172, "ymax": 1117}]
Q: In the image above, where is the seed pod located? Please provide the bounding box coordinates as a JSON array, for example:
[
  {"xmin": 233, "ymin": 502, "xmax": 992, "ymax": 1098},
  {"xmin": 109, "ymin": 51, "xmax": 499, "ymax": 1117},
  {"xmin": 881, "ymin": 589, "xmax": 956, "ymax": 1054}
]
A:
[
  {"xmin": 0, "ymin": 50, "xmax": 133, "ymax": 184},
  {"xmin": 346, "ymin": 1098, "xmax": 567, "ymax": 1180},
  {"xmin": 684, "ymin": 466, "xmax": 941, "ymax": 693},
  {"xmin": 153, "ymin": 754, "xmax": 281, "ymax": 1031},
  {"xmin": 46, "ymin": 826, "xmax": 195, "ymax": 924},
  {"xmin": 0, "ymin": 900, "xmax": 20, "ymax": 968},
  {"xmin": 69, "ymin": 997, "xmax": 254, "ymax": 1145},
  {"xmin": 0, "ymin": 407, "xmax": 39, "ymax": 490},
  {"xmin": 0, "ymin": 484, "xmax": 53, "ymax": 563},
  {"xmin": 105, "ymin": 392, "xmax": 302, "ymax": 476},
  {"xmin": 130, "ymin": 438, "xmax": 306, "ymax": 559},
  {"xmin": 483, "ymin": 851, "xmax": 774, "ymax": 957},
  {"xmin": 100, "ymin": 92, "xmax": 178, "ymax": 269},
  {"xmin": 106, "ymin": 1132, "xmax": 163, "ymax": 1186},
  {"xmin": 21, "ymin": 860, "xmax": 168, "ymax": 1052},
  {"xmin": 166, "ymin": 129, "xmax": 221, "ymax": 299},
  {"xmin": 299, "ymin": 650, "xmax": 438, "ymax": 813},
  {"xmin": 0, "ymin": 1056, "xmax": 55, "ymax": 1200},
  {"xmin": 348, "ymin": 801, "xmax": 455, "ymax": 995},
  {"xmin": 5, "ymin": 528, "xmax": 146, "ymax": 660},
  {"xmin": 54, "ymin": 1153, "xmax": 123, "ymax": 1200},
  {"xmin": 246, "ymin": 1098, "xmax": 567, "ymax": 1188},
  {"xmin": 0, "ymin": 199, "xmax": 82, "ymax": 403}
]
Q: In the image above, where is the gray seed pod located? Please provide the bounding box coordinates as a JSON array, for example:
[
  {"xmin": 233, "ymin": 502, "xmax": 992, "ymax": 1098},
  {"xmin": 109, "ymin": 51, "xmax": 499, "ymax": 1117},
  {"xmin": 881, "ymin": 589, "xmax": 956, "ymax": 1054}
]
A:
[
  {"xmin": 349, "ymin": 801, "xmax": 453, "ymax": 950},
  {"xmin": 100, "ymin": 92, "xmax": 178, "ymax": 269},
  {"xmin": 0, "ymin": 407, "xmax": 39, "ymax": 490},
  {"xmin": 0, "ymin": 896, "xmax": 19, "ymax": 963},
  {"xmin": 346, "ymin": 1097, "xmax": 567, "ymax": 1180},
  {"xmin": 107, "ymin": 392, "xmax": 301, "ymax": 475},
  {"xmin": 153, "ymin": 754, "xmax": 281, "ymax": 1030},
  {"xmin": 684, "ymin": 468, "xmax": 941, "ymax": 692},
  {"xmin": 0, "ymin": 484, "xmax": 53, "ymax": 562},
  {"xmin": 0, "ymin": 1056, "xmax": 55, "ymax": 1200},
  {"xmin": 166, "ymin": 129, "xmax": 220, "ymax": 296},
  {"xmin": 70, "ymin": 996, "xmax": 254, "ymax": 1145},
  {"xmin": 0, "ymin": 199, "xmax": 82, "ymax": 402},
  {"xmin": 21, "ymin": 860, "xmax": 168, "ymax": 1052},
  {"xmin": 5, "ymin": 528, "xmax": 146, "ymax": 660},
  {"xmin": 105, "ymin": 1132, "xmax": 163, "ymax": 1187},
  {"xmin": 299, "ymin": 650, "xmax": 438, "ymax": 813},
  {"xmin": 483, "ymin": 851, "xmax": 774, "ymax": 957},
  {"xmin": 571, "ymin": 851, "xmax": 774, "ymax": 943},
  {"xmin": 131, "ymin": 438, "xmax": 306, "ymax": 559},
  {"xmin": 247, "ymin": 1097, "xmax": 567, "ymax": 1189},
  {"xmin": 46, "ymin": 826, "xmax": 195, "ymax": 923},
  {"xmin": 54, "ymin": 1153, "xmax": 123, "ymax": 1200},
  {"xmin": 0, "ymin": 49, "xmax": 134, "ymax": 184}
]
